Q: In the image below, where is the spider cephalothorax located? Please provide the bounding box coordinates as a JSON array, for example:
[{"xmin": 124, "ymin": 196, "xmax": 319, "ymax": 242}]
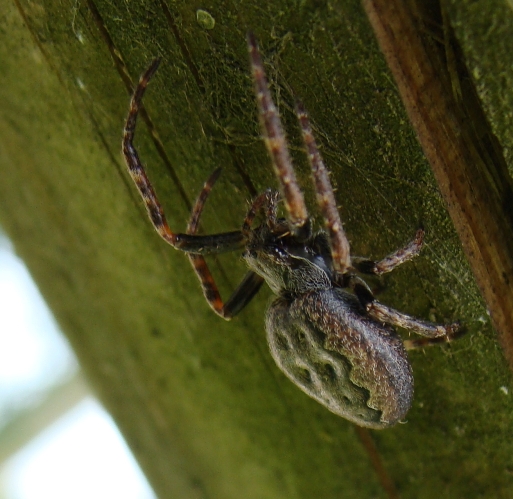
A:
[{"xmin": 122, "ymin": 33, "xmax": 461, "ymax": 428}]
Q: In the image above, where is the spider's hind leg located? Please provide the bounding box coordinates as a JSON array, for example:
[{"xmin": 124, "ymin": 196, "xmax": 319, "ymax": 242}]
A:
[
  {"xmin": 349, "ymin": 275, "xmax": 461, "ymax": 341},
  {"xmin": 366, "ymin": 300, "xmax": 461, "ymax": 339},
  {"xmin": 186, "ymin": 170, "xmax": 264, "ymax": 319},
  {"xmin": 403, "ymin": 328, "xmax": 466, "ymax": 350},
  {"xmin": 352, "ymin": 229, "xmax": 425, "ymax": 276}
]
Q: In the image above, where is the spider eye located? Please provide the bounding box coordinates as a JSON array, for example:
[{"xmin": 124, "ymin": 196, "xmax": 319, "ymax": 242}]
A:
[{"xmin": 270, "ymin": 245, "xmax": 287, "ymax": 259}]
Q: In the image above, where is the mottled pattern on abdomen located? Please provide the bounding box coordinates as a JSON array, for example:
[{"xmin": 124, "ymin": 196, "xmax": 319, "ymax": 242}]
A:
[{"xmin": 266, "ymin": 289, "xmax": 413, "ymax": 429}]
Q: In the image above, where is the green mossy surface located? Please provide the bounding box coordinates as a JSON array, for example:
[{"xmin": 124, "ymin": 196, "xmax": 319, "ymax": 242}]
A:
[
  {"xmin": 0, "ymin": 0, "xmax": 512, "ymax": 497},
  {"xmin": 447, "ymin": 0, "xmax": 513, "ymax": 171}
]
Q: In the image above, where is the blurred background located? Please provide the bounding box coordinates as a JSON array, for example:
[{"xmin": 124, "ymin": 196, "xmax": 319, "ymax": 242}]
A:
[{"xmin": 0, "ymin": 230, "xmax": 155, "ymax": 499}]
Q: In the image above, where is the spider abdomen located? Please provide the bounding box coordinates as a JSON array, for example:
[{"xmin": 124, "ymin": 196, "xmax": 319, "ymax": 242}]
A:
[{"xmin": 266, "ymin": 289, "xmax": 414, "ymax": 429}]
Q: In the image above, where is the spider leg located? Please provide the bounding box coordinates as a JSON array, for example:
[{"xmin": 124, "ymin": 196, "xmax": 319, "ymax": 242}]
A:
[
  {"xmin": 348, "ymin": 275, "xmax": 460, "ymax": 339},
  {"xmin": 188, "ymin": 253, "xmax": 264, "ymax": 319},
  {"xmin": 247, "ymin": 33, "xmax": 310, "ymax": 239},
  {"xmin": 123, "ymin": 59, "xmax": 245, "ymax": 255},
  {"xmin": 186, "ymin": 169, "xmax": 265, "ymax": 319},
  {"xmin": 366, "ymin": 301, "xmax": 461, "ymax": 338},
  {"xmin": 296, "ymin": 101, "xmax": 351, "ymax": 273},
  {"xmin": 241, "ymin": 188, "xmax": 281, "ymax": 236},
  {"xmin": 403, "ymin": 327, "xmax": 466, "ymax": 350},
  {"xmin": 352, "ymin": 229, "xmax": 425, "ymax": 275},
  {"xmin": 186, "ymin": 167, "xmax": 223, "ymax": 233}
]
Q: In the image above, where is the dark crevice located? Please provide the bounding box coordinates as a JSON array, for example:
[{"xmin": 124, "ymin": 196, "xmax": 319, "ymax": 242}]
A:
[
  {"xmin": 14, "ymin": 0, "xmax": 145, "ymax": 220},
  {"xmin": 88, "ymin": 110, "xmax": 146, "ymax": 218},
  {"xmin": 12, "ymin": 0, "xmax": 65, "ymax": 88},
  {"xmin": 228, "ymin": 144, "xmax": 258, "ymax": 199},
  {"xmin": 86, "ymin": 0, "xmax": 191, "ymax": 211},
  {"xmin": 159, "ymin": 0, "xmax": 206, "ymax": 96},
  {"xmin": 354, "ymin": 426, "xmax": 400, "ymax": 499},
  {"xmin": 160, "ymin": 0, "xmax": 261, "ymax": 203},
  {"xmin": 364, "ymin": 0, "xmax": 513, "ymax": 366}
]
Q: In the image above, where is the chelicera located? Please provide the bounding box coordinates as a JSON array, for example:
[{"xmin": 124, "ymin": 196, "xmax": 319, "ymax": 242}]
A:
[{"xmin": 122, "ymin": 34, "xmax": 461, "ymax": 429}]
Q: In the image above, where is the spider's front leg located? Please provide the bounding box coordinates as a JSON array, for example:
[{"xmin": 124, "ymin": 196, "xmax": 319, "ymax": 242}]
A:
[
  {"xmin": 248, "ymin": 33, "xmax": 351, "ymax": 273},
  {"xmin": 123, "ymin": 59, "xmax": 267, "ymax": 319},
  {"xmin": 122, "ymin": 59, "xmax": 244, "ymax": 255},
  {"xmin": 247, "ymin": 33, "xmax": 310, "ymax": 240}
]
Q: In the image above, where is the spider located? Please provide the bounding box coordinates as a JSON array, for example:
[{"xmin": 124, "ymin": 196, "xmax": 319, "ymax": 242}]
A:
[{"xmin": 122, "ymin": 33, "xmax": 461, "ymax": 429}]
